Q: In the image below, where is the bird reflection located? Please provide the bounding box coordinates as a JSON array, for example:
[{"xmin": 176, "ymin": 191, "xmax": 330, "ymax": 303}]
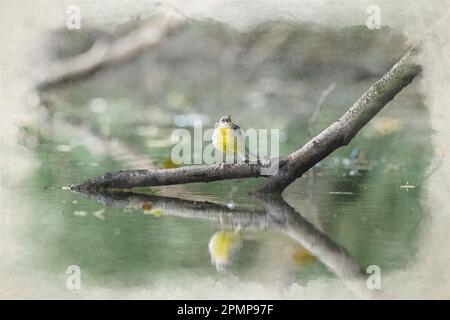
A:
[
  {"xmin": 208, "ymin": 229, "xmax": 243, "ymax": 272},
  {"xmin": 70, "ymin": 189, "xmax": 368, "ymax": 294}
]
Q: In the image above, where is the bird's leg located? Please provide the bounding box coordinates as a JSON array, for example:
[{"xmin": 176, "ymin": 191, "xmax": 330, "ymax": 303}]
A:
[
  {"xmin": 222, "ymin": 137, "xmax": 227, "ymax": 164},
  {"xmin": 233, "ymin": 136, "xmax": 237, "ymax": 164}
]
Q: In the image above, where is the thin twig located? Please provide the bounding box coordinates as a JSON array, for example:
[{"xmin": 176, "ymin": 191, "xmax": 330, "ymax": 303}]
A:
[{"xmin": 308, "ymin": 83, "xmax": 336, "ymax": 137}]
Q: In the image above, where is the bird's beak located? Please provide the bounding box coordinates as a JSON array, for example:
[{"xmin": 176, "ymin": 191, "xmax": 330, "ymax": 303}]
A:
[
  {"xmin": 227, "ymin": 113, "xmax": 232, "ymax": 122},
  {"xmin": 214, "ymin": 122, "xmax": 218, "ymax": 128}
]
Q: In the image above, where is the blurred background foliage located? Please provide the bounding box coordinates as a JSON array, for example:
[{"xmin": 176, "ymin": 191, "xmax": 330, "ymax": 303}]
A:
[{"xmin": 16, "ymin": 18, "xmax": 431, "ymax": 289}]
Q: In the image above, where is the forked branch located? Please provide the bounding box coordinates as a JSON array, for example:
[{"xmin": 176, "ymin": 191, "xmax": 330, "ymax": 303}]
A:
[{"xmin": 71, "ymin": 43, "xmax": 422, "ymax": 195}]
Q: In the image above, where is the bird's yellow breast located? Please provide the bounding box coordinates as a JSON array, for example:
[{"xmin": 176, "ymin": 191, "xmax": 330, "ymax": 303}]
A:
[
  {"xmin": 209, "ymin": 231, "xmax": 242, "ymax": 260},
  {"xmin": 213, "ymin": 127, "xmax": 238, "ymax": 153}
]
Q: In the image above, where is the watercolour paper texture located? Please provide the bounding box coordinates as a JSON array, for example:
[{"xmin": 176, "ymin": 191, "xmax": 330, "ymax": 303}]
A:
[{"xmin": 0, "ymin": 0, "xmax": 449, "ymax": 299}]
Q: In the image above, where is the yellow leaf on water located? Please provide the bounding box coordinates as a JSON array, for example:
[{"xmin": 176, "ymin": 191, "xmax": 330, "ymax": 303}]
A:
[
  {"xmin": 152, "ymin": 208, "xmax": 162, "ymax": 218},
  {"xmin": 284, "ymin": 244, "xmax": 315, "ymax": 266}
]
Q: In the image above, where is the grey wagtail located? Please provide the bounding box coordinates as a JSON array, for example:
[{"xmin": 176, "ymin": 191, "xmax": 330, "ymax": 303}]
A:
[{"xmin": 212, "ymin": 114, "xmax": 251, "ymax": 163}]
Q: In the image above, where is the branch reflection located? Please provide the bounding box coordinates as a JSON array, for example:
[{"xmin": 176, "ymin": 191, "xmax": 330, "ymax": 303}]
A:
[{"xmin": 72, "ymin": 189, "xmax": 373, "ymax": 296}]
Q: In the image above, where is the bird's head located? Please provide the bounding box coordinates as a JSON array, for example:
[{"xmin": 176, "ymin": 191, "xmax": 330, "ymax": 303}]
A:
[{"xmin": 216, "ymin": 113, "xmax": 232, "ymax": 128}]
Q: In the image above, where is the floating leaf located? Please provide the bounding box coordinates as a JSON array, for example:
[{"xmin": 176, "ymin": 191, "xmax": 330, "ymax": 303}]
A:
[
  {"xmin": 284, "ymin": 245, "xmax": 315, "ymax": 266},
  {"xmin": 93, "ymin": 208, "xmax": 106, "ymax": 220},
  {"xmin": 152, "ymin": 208, "xmax": 162, "ymax": 218}
]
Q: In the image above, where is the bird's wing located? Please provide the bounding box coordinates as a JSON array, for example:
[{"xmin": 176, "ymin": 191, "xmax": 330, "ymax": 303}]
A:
[
  {"xmin": 230, "ymin": 124, "xmax": 250, "ymax": 161},
  {"xmin": 230, "ymin": 122, "xmax": 240, "ymax": 130},
  {"xmin": 232, "ymin": 123, "xmax": 260, "ymax": 161},
  {"xmin": 231, "ymin": 123, "xmax": 244, "ymax": 141}
]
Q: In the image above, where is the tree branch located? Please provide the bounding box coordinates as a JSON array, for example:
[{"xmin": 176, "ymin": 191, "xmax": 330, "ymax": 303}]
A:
[
  {"xmin": 36, "ymin": 17, "xmax": 184, "ymax": 91},
  {"xmin": 257, "ymin": 44, "xmax": 422, "ymax": 193},
  {"xmin": 71, "ymin": 162, "xmax": 263, "ymax": 191},
  {"xmin": 71, "ymin": 43, "xmax": 421, "ymax": 194}
]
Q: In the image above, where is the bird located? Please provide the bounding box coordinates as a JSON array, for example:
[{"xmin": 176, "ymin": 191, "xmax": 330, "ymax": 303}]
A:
[{"xmin": 212, "ymin": 114, "xmax": 249, "ymax": 163}]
